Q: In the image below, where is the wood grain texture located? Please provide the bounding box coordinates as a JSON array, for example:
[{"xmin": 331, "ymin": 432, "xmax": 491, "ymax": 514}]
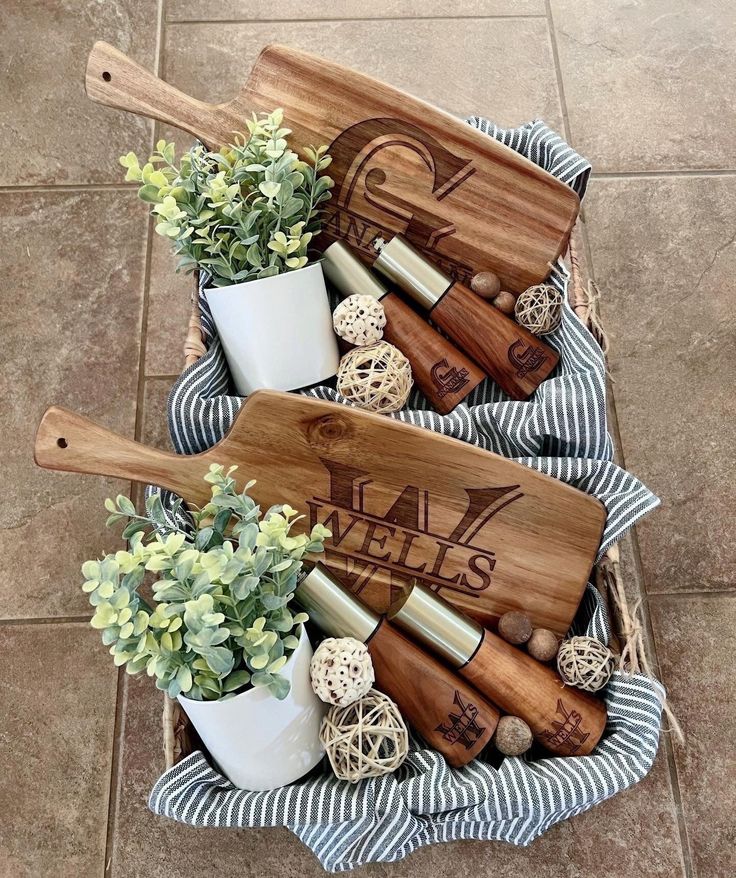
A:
[
  {"xmin": 461, "ymin": 629, "xmax": 607, "ymax": 756},
  {"xmin": 380, "ymin": 292, "xmax": 486, "ymax": 414},
  {"xmin": 34, "ymin": 391, "xmax": 606, "ymax": 636},
  {"xmin": 85, "ymin": 41, "xmax": 579, "ymax": 292},
  {"xmin": 431, "ymin": 282, "xmax": 559, "ymax": 399},
  {"xmin": 368, "ymin": 620, "xmax": 498, "ymax": 766}
]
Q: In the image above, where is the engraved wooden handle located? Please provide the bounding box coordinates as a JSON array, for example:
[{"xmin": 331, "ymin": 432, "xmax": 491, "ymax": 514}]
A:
[
  {"xmin": 85, "ymin": 41, "xmax": 232, "ymax": 148},
  {"xmin": 431, "ymin": 282, "xmax": 559, "ymax": 399},
  {"xmin": 34, "ymin": 406, "xmax": 211, "ymax": 504},
  {"xmin": 462, "ymin": 630, "xmax": 607, "ymax": 756},
  {"xmin": 368, "ymin": 620, "xmax": 499, "ymax": 766},
  {"xmin": 381, "ymin": 293, "xmax": 486, "ymax": 415}
]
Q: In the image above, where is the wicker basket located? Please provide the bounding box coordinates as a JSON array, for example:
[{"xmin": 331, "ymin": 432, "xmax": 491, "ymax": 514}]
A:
[{"xmin": 161, "ymin": 222, "xmax": 657, "ymax": 768}]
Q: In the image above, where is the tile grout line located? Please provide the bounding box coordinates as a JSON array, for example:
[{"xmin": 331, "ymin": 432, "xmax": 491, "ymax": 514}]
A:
[
  {"xmin": 647, "ymin": 589, "xmax": 736, "ymax": 599},
  {"xmin": 103, "ymin": 4, "xmax": 167, "ymax": 875},
  {"xmin": 0, "ymin": 183, "xmax": 138, "ymax": 193},
  {"xmin": 0, "ymin": 615, "xmax": 91, "ymax": 626},
  {"xmin": 544, "ymin": 0, "xmax": 573, "ymax": 144},
  {"xmin": 595, "ymin": 168, "xmax": 736, "ymax": 179},
  {"xmin": 583, "ymin": 235, "xmax": 695, "ymax": 878},
  {"xmin": 166, "ymin": 14, "xmax": 548, "ymax": 25}
]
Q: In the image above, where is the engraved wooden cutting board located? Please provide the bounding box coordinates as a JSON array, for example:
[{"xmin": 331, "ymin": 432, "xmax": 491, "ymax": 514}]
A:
[
  {"xmin": 35, "ymin": 391, "xmax": 605, "ymax": 636},
  {"xmin": 85, "ymin": 42, "xmax": 579, "ymax": 293}
]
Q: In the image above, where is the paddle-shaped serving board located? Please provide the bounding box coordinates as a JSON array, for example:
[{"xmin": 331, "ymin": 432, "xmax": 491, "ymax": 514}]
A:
[
  {"xmin": 86, "ymin": 42, "xmax": 579, "ymax": 293},
  {"xmin": 35, "ymin": 391, "xmax": 604, "ymax": 636}
]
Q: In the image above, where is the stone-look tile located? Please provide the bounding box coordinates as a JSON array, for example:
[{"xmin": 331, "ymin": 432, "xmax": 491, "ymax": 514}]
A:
[
  {"xmin": 650, "ymin": 595, "xmax": 736, "ymax": 878},
  {"xmin": 0, "ymin": 1, "xmax": 159, "ymax": 186},
  {"xmin": 0, "ymin": 191, "xmax": 147, "ymax": 618},
  {"xmin": 141, "ymin": 378, "xmax": 174, "ymax": 450},
  {"xmin": 550, "ymin": 0, "xmax": 736, "ymax": 172},
  {"xmin": 110, "ymin": 668, "xmax": 682, "ymax": 877},
  {"xmin": 163, "ymin": 18, "xmax": 563, "ymax": 132},
  {"xmin": 0, "ymin": 623, "xmax": 118, "ymax": 877},
  {"xmin": 167, "ymin": 0, "xmax": 544, "ymax": 21},
  {"xmin": 583, "ymin": 177, "xmax": 736, "ymax": 593},
  {"xmin": 145, "ymin": 227, "xmax": 194, "ymax": 376}
]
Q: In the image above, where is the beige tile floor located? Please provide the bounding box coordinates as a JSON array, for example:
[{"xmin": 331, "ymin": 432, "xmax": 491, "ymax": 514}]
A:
[{"xmin": 1, "ymin": 1, "xmax": 734, "ymax": 875}]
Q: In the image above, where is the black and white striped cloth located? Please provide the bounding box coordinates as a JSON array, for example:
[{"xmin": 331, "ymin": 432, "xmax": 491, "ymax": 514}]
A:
[{"xmin": 147, "ymin": 119, "xmax": 663, "ymax": 869}]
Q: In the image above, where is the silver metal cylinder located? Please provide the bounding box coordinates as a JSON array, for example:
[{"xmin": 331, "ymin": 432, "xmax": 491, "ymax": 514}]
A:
[
  {"xmin": 372, "ymin": 235, "xmax": 451, "ymax": 311},
  {"xmin": 295, "ymin": 563, "xmax": 380, "ymax": 642},
  {"xmin": 321, "ymin": 240, "xmax": 388, "ymax": 301},
  {"xmin": 388, "ymin": 581, "xmax": 483, "ymax": 667}
]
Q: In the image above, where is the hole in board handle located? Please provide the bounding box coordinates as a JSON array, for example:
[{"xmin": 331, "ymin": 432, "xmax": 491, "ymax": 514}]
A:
[
  {"xmin": 57, "ymin": 437, "xmax": 68, "ymax": 449},
  {"xmin": 102, "ymin": 71, "xmax": 111, "ymax": 82}
]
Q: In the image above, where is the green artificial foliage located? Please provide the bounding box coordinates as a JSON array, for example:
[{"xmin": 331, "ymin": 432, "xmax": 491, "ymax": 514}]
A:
[
  {"xmin": 82, "ymin": 464, "xmax": 331, "ymax": 701},
  {"xmin": 120, "ymin": 109, "xmax": 334, "ymax": 287}
]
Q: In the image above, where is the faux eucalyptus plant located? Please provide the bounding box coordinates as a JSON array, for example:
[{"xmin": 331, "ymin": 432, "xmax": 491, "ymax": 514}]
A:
[
  {"xmin": 120, "ymin": 109, "xmax": 334, "ymax": 286},
  {"xmin": 82, "ymin": 464, "xmax": 330, "ymax": 701}
]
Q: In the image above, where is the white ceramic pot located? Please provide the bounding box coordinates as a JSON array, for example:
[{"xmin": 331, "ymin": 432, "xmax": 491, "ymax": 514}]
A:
[
  {"xmin": 204, "ymin": 263, "xmax": 340, "ymax": 395},
  {"xmin": 178, "ymin": 626, "xmax": 327, "ymax": 791}
]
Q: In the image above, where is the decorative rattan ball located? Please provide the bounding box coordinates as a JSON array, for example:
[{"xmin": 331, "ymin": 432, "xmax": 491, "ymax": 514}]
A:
[
  {"xmin": 310, "ymin": 637, "xmax": 375, "ymax": 706},
  {"xmin": 333, "ymin": 294, "xmax": 386, "ymax": 346},
  {"xmin": 557, "ymin": 636, "xmax": 615, "ymax": 692},
  {"xmin": 336, "ymin": 341, "xmax": 413, "ymax": 414},
  {"xmin": 320, "ymin": 689, "xmax": 409, "ymax": 783},
  {"xmin": 514, "ymin": 283, "xmax": 565, "ymax": 335}
]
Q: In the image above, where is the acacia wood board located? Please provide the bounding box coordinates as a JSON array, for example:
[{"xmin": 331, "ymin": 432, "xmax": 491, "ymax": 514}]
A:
[
  {"xmin": 86, "ymin": 41, "xmax": 579, "ymax": 292},
  {"xmin": 35, "ymin": 391, "xmax": 605, "ymax": 636}
]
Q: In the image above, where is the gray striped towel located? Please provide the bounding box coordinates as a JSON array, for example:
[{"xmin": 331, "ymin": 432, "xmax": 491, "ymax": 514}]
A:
[{"xmin": 147, "ymin": 119, "xmax": 663, "ymax": 870}]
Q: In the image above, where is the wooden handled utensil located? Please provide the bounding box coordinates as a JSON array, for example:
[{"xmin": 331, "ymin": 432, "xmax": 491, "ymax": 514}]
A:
[
  {"xmin": 85, "ymin": 41, "xmax": 579, "ymax": 293},
  {"xmin": 35, "ymin": 390, "xmax": 605, "ymax": 637}
]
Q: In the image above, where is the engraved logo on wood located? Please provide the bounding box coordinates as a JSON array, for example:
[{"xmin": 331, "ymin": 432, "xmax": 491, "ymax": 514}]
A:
[
  {"xmin": 430, "ymin": 358, "xmax": 471, "ymax": 398},
  {"xmin": 323, "ymin": 118, "xmax": 476, "ymax": 282},
  {"xmin": 539, "ymin": 698, "xmax": 591, "ymax": 755},
  {"xmin": 508, "ymin": 339, "xmax": 548, "ymax": 379},
  {"xmin": 435, "ymin": 690, "xmax": 487, "ymax": 750},
  {"xmin": 307, "ymin": 457, "xmax": 523, "ymax": 608}
]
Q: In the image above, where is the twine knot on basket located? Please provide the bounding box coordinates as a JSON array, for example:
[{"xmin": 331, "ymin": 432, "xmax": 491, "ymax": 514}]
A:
[
  {"xmin": 514, "ymin": 283, "xmax": 565, "ymax": 335},
  {"xmin": 336, "ymin": 341, "xmax": 413, "ymax": 414},
  {"xmin": 320, "ymin": 688, "xmax": 409, "ymax": 782},
  {"xmin": 557, "ymin": 635, "xmax": 615, "ymax": 692}
]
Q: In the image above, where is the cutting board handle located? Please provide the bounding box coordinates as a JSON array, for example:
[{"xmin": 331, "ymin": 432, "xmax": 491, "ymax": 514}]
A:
[
  {"xmin": 34, "ymin": 405, "xmax": 210, "ymax": 499},
  {"xmin": 85, "ymin": 41, "xmax": 228, "ymax": 146}
]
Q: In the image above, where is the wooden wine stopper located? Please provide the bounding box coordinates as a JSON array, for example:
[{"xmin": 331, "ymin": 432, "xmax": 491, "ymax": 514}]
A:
[
  {"xmin": 372, "ymin": 235, "xmax": 559, "ymax": 400},
  {"xmin": 322, "ymin": 241, "xmax": 486, "ymax": 414},
  {"xmin": 296, "ymin": 564, "xmax": 500, "ymax": 767},
  {"xmin": 389, "ymin": 583, "xmax": 607, "ymax": 757}
]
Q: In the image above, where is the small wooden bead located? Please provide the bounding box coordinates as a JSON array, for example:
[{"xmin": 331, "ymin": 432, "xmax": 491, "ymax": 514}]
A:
[
  {"xmin": 491, "ymin": 291, "xmax": 517, "ymax": 315},
  {"xmin": 470, "ymin": 271, "xmax": 501, "ymax": 300},
  {"xmin": 527, "ymin": 628, "xmax": 559, "ymax": 662},
  {"xmin": 498, "ymin": 611, "xmax": 532, "ymax": 645},
  {"xmin": 494, "ymin": 715, "xmax": 533, "ymax": 756}
]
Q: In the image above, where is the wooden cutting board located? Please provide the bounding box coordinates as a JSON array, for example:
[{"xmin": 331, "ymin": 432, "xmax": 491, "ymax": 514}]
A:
[
  {"xmin": 86, "ymin": 42, "xmax": 579, "ymax": 293},
  {"xmin": 35, "ymin": 391, "xmax": 605, "ymax": 636}
]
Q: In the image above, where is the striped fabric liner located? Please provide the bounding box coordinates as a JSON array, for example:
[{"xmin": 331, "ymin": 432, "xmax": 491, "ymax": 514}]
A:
[{"xmin": 147, "ymin": 119, "xmax": 663, "ymax": 868}]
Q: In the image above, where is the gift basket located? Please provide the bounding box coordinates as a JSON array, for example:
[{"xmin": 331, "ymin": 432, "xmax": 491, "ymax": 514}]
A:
[{"xmin": 32, "ymin": 42, "xmax": 673, "ymax": 875}]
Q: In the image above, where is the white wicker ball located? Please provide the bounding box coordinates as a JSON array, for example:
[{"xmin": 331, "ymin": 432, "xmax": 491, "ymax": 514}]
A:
[
  {"xmin": 333, "ymin": 295, "xmax": 386, "ymax": 346},
  {"xmin": 310, "ymin": 637, "xmax": 375, "ymax": 706}
]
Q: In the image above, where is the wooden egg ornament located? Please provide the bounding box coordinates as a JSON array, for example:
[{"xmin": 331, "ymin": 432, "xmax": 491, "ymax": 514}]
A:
[
  {"xmin": 514, "ymin": 283, "xmax": 565, "ymax": 335},
  {"xmin": 320, "ymin": 689, "xmax": 409, "ymax": 782},
  {"xmin": 527, "ymin": 628, "xmax": 559, "ymax": 663},
  {"xmin": 494, "ymin": 715, "xmax": 533, "ymax": 756},
  {"xmin": 333, "ymin": 294, "xmax": 386, "ymax": 346},
  {"xmin": 310, "ymin": 637, "xmax": 375, "ymax": 706},
  {"xmin": 336, "ymin": 341, "xmax": 413, "ymax": 414},
  {"xmin": 470, "ymin": 270, "xmax": 501, "ymax": 300},
  {"xmin": 557, "ymin": 636, "xmax": 615, "ymax": 692},
  {"xmin": 498, "ymin": 611, "xmax": 533, "ymax": 645}
]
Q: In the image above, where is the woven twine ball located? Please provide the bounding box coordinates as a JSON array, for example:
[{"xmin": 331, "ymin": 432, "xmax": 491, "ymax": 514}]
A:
[
  {"xmin": 514, "ymin": 283, "xmax": 565, "ymax": 335},
  {"xmin": 333, "ymin": 294, "xmax": 387, "ymax": 346},
  {"xmin": 557, "ymin": 636, "xmax": 615, "ymax": 692},
  {"xmin": 310, "ymin": 637, "xmax": 375, "ymax": 707},
  {"xmin": 320, "ymin": 688, "xmax": 409, "ymax": 783},
  {"xmin": 336, "ymin": 341, "xmax": 413, "ymax": 414},
  {"xmin": 494, "ymin": 715, "xmax": 533, "ymax": 756}
]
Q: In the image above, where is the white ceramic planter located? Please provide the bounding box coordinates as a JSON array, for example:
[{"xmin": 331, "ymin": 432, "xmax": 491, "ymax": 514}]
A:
[
  {"xmin": 178, "ymin": 627, "xmax": 327, "ymax": 791},
  {"xmin": 204, "ymin": 263, "xmax": 340, "ymax": 395}
]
